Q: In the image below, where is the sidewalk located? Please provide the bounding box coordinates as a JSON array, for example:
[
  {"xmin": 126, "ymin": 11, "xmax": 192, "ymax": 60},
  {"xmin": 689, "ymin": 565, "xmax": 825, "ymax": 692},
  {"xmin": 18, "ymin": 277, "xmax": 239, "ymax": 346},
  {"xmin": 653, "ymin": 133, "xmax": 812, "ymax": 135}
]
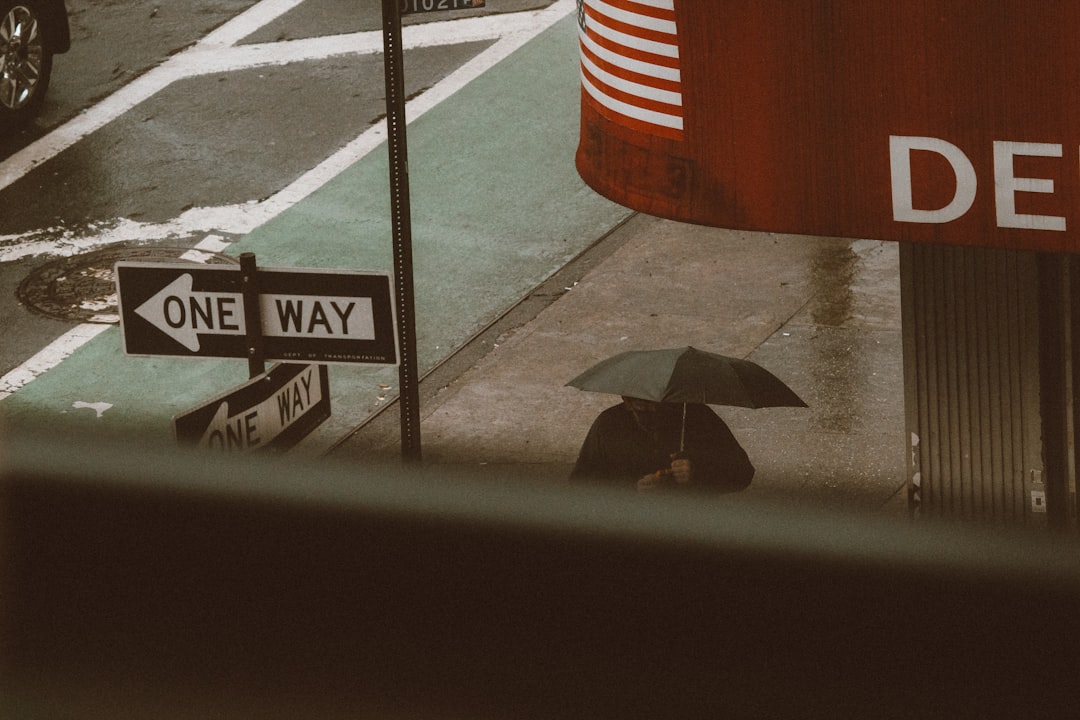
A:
[{"xmin": 328, "ymin": 213, "xmax": 909, "ymax": 518}]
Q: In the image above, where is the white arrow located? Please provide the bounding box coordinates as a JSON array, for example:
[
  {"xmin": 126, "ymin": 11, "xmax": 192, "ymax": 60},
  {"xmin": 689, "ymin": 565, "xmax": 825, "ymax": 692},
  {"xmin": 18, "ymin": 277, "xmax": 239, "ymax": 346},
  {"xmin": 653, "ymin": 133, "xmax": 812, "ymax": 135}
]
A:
[{"xmin": 134, "ymin": 273, "xmax": 246, "ymax": 352}]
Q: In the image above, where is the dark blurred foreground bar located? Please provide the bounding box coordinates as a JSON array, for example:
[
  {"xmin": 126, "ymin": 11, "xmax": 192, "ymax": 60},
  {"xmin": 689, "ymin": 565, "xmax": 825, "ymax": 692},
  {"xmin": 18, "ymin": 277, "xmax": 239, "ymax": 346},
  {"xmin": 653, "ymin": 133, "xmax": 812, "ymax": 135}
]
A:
[{"xmin": 2, "ymin": 429, "xmax": 1080, "ymax": 719}]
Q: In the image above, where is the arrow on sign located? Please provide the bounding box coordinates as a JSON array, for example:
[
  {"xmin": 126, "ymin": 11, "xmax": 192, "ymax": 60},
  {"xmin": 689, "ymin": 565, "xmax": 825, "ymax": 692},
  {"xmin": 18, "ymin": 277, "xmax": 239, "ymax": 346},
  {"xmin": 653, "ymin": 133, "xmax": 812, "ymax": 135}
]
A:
[
  {"xmin": 134, "ymin": 273, "xmax": 377, "ymax": 352},
  {"xmin": 135, "ymin": 273, "xmax": 245, "ymax": 352}
]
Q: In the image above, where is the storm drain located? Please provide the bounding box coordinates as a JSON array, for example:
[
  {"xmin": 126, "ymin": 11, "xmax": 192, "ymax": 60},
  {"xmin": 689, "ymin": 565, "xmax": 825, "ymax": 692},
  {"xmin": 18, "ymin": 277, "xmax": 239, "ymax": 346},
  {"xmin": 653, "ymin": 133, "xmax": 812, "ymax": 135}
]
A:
[{"xmin": 17, "ymin": 245, "xmax": 238, "ymax": 324}]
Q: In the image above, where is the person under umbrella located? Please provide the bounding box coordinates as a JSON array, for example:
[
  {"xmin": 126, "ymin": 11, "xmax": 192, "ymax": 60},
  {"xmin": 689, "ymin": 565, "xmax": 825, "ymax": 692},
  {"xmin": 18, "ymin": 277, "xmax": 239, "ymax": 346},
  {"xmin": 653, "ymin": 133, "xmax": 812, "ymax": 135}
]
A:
[
  {"xmin": 570, "ymin": 395, "xmax": 754, "ymax": 493},
  {"xmin": 566, "ymin": 347, "xmax": 806, "ymax": 493}
]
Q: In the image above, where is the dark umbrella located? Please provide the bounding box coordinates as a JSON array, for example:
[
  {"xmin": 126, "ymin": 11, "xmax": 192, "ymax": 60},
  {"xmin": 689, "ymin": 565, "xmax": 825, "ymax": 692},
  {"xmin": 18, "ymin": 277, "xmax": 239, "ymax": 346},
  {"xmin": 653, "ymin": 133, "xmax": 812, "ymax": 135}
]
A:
[{"xmin": 566, "ymin": 346, "xmax": 807, "ymax": 450}]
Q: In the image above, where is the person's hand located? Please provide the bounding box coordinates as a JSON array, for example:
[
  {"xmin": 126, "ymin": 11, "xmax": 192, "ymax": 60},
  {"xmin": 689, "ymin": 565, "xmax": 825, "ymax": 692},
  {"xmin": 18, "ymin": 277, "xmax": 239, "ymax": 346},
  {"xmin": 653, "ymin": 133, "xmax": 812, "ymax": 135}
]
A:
[
  {"xmin": 637, "ymin": 456, "xmax": 695, "ymax": 492},
  {"xmin": 637, "ymin": 469, "xmax": 672, "ymax": 492},
  {"xmin": 670, "ymin": 456, "xmax": 694, "ymax": 485}
]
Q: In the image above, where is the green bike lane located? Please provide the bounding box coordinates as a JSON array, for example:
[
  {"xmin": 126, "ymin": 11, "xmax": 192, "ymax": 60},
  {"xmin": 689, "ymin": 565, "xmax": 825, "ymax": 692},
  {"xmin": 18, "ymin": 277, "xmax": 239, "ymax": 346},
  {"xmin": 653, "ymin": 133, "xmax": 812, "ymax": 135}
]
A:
[{"xmin": 1, "ymin": 14, "xmax": 632, "ymax": 452}]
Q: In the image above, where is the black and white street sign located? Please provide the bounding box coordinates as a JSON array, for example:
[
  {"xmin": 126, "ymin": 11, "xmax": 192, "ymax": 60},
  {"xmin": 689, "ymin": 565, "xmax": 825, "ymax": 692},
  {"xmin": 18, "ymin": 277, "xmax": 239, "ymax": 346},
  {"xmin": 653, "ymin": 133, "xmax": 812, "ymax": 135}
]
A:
[
  {"xmin": 174, "ymin": 363, "xmax": 331, "ymax": 452},
  {"xmin": 115, "ymin": 262, "xmax": 398, "ymax": 365}
]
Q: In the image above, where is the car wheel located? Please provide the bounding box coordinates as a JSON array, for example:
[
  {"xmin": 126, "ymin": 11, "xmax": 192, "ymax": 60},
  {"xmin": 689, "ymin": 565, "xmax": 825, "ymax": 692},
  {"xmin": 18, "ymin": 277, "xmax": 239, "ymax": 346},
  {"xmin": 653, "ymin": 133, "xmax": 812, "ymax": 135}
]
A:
[{"xmin": 0, "ymin": 0, "xmax": 53, "ymax": 129}]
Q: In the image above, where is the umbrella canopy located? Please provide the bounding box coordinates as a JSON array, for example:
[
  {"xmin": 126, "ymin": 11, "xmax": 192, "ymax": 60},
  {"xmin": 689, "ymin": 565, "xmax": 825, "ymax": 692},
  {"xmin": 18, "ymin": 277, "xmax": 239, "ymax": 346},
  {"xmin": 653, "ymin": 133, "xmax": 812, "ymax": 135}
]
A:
[{"xmin": 566, "ymin": 346, "xmax": 807, "ymax": 408}]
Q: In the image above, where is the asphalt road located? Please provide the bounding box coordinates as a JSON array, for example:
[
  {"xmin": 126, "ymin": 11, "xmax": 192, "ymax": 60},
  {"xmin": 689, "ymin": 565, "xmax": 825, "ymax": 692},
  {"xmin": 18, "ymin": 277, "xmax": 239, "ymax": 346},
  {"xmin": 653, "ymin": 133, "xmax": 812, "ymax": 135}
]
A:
[
  {"xmin": 2, "ymin": 0, "xmax": 632, "ymax": 459},
  {"xmin": 0, "ymin": 0, "xmax": 551, "ymax": 380}
]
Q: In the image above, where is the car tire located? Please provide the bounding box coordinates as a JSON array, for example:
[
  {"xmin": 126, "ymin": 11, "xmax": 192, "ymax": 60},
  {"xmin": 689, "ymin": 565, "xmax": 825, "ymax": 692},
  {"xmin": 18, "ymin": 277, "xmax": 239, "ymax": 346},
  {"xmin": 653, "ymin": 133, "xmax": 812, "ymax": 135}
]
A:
[{"xmin": 0, "ymin": 0, "xmax": 54, "ymax": 130}]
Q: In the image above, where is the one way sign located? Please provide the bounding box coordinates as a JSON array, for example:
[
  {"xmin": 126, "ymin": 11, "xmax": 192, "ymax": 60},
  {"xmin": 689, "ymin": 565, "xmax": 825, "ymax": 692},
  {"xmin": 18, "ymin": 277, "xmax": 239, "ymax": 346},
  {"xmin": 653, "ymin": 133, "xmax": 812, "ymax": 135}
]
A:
[
  {"xmin": 174, "ymin": 363, "xmax": 331, "ymax": 453},
  {"xmin": 115, "ymin": 262, "xmax": 398, "ymax": 365}
]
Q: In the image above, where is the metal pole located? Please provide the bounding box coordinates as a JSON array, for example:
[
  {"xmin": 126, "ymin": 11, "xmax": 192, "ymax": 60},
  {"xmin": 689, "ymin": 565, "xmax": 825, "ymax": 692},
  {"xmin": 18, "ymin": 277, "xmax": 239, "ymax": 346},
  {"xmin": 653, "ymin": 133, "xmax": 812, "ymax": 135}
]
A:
[
  {"xmin": 239, "ymin": 252, "xmax": 265, "ymax": 380},
  {"xmin": 381, "ymin": 0, "xmax": 422, "ymax": 462}
]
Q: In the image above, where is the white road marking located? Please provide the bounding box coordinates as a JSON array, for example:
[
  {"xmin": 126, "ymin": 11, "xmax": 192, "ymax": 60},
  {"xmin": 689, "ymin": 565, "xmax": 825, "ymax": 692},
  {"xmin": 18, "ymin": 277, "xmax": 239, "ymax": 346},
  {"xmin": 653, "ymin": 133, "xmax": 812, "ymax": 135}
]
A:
[
  {"xmin": 0, "ymin": 205, "xmax": 264, "ymax": 263},
  {"xmin": 0, "ymin": 0, "xmax": 574, "ymax": 261},
  {"xmin": 255, "ymin": 0, "xmax": 576, "ymax": 222},
  {"xmin": 0, "ymin": 324, "xmax": 111, "ymax": 400},
  {"xmin": 0, "ymin": 0, "xmax": 575, "ymax": 399},
  {"xmin": 183, "ymin": 233, "xmax": 232, "ymax": 256},
  {"xmin": 197, "ymin": 0, "xmax": 309, "ymax": 48},
  {"xmin": 0, "ymin": 234, "xmax": 239, "ymax": 398},
  {"xmin": 71, "ymin": 400, "xmax": 113, "ymax": 418},
  {"xmin": 0, "ymin": 2, "xmax": 572, "ymax": 196}
]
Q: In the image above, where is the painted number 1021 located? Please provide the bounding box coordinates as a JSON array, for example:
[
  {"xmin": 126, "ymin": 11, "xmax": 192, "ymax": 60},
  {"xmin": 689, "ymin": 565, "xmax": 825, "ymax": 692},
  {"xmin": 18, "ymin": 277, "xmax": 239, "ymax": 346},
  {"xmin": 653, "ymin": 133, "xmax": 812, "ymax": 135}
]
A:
[{"xmin": 400, "ymin": 0, "xmax": 485, "ymax": 13}]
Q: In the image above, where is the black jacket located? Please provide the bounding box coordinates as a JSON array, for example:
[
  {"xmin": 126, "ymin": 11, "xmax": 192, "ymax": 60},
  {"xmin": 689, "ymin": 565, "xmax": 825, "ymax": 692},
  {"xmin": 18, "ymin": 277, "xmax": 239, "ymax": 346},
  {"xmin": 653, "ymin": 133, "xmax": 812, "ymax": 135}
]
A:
[{"xmin": 570, "ymin": 403, "xmax": 754, "ymax": 492}]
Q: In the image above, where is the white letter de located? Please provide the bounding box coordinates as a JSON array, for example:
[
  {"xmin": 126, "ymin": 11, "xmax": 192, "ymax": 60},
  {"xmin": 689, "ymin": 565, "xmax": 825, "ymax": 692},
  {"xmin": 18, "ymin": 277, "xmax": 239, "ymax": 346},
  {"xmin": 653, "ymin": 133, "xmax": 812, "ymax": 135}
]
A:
[{"xmin": 890, "ymin": 135, "xmax": 977, "ymax": 224}]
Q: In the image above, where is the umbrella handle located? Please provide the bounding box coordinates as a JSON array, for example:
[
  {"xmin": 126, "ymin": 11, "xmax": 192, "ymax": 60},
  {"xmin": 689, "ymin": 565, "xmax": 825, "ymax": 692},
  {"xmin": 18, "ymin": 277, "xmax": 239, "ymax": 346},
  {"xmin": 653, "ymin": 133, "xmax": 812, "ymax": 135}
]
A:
[{"xmin": 680, "ymin": 402, "xmax": 686, "ymax": 453}]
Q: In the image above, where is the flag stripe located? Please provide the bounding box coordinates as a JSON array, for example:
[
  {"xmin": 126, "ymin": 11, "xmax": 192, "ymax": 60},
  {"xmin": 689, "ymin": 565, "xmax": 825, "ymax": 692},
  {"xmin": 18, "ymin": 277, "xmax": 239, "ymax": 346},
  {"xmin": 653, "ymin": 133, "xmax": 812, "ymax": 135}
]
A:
[
  {"xmin": 579, "ymin": 0, "xmax": 684, "ymax": 140},
  {"xmin": 582, "ymin": 65, "xmax": 682, "ymax": 118},
  {"xmin": 616, "ymin": 0, "xmax": 676, "ymax": 20},
  {"xmin": 587, "ymin": 0, "xmax": 676, "ymax": 33},
  {"xmin": 581, "ymin": 48, "xmax": 681, "ymax": 103},
  {"xmin": 584, "ymin": 14, "xmax": 679, "ymax": 59},
  {"xmin": 581, "ymin": 74, "xmax": 684, "ymax": 141},
  {"xmin": 606, "ymin": 0, "xmax": 676, "ymax": 17},
  {"xmin": 584, "ymin": 4, "xmax": 676, "ymax": 48},
  {"xmin": 581, "ymin": 25, "xmax": 680, "ymax": 77},
  {"xmin": 620, "ymin": 0, "xmax": 674, "ymax": 10},
  {"xmin": 582, "ymin": 73, "xmax": 682, "ymax": 129}
]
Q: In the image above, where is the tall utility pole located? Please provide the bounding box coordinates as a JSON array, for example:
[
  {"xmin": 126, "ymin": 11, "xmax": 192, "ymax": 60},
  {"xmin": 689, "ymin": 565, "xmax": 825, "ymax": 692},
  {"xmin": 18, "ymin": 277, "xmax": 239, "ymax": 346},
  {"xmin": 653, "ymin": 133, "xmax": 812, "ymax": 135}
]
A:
[{"xmin": 381, "ymin": 0, "xmax": 421, "ymax": 462}]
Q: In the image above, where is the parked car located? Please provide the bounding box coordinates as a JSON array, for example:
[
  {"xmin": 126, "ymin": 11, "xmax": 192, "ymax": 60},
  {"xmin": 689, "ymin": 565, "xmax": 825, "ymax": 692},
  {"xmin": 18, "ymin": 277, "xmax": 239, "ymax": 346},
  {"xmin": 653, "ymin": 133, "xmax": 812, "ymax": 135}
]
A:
[{"xmin": 0, "ymin": 0, "xmax": 70, "ymax": 129}]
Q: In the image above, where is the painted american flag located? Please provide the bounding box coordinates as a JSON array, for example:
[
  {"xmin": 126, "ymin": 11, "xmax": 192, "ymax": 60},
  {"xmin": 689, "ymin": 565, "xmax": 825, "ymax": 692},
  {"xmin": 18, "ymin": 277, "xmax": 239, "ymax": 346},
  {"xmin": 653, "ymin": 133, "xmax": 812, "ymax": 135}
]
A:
[{"xmin": 577, "ymin": 0, "xmax": 684, "ymax": 141}]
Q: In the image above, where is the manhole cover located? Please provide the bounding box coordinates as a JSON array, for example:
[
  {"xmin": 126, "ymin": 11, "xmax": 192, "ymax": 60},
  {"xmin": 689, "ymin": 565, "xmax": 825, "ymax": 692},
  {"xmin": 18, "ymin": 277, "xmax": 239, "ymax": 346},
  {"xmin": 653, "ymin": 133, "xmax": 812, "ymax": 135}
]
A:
[{"xmin": 17, "ymin": 245, "xmax": 239, "ymax": 323}]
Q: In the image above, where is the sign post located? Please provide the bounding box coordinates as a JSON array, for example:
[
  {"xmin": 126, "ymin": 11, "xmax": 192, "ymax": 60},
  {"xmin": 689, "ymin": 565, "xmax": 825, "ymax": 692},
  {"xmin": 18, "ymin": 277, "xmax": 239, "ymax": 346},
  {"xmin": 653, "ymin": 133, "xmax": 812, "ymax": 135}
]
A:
[
  {"xmin": 381, "ymin": 0, "xmax": 422, "ymax": 462},
  {"xmin": 240, "ymin": 252, "xmax": 266, "ymax": 379},
  {"xmin": 377, "ymin": 0, "xmax": 486, "ymax": 460}
]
